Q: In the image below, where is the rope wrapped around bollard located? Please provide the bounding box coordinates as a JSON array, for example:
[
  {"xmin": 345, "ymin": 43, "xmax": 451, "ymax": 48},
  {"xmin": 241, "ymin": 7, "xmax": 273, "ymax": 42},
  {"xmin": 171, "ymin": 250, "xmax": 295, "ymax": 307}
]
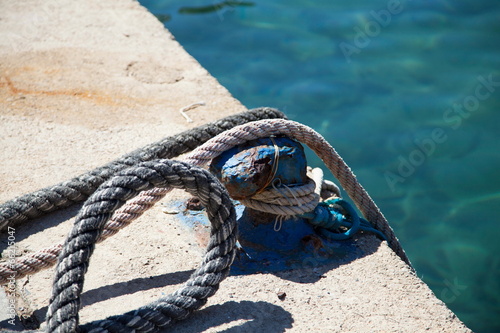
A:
[
  {"xmin": 0, "ymin": 118, "xmax": 412, "ymax": 285},
  {"xmin": 182, "ymin": 119, "xmax": 411, "ymax": 267},
  {"xmin": 46, "ymin": 159, "xmax": 237, "ymax": 333}
]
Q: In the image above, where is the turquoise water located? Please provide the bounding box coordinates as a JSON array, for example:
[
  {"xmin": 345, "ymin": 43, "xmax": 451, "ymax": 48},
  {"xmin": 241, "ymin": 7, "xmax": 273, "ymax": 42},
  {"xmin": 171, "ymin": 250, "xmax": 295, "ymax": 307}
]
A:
[{"xmin": 140, "ymin": 1, "xmax": 500, "ymax": 332}]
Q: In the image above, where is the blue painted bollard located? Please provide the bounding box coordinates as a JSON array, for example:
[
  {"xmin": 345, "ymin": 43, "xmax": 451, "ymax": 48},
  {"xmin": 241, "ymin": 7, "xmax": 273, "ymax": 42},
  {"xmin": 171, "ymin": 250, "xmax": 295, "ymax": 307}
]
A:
[{"xmin": 209, "ymin": 136, "xmax": 356, "ymax": 274}]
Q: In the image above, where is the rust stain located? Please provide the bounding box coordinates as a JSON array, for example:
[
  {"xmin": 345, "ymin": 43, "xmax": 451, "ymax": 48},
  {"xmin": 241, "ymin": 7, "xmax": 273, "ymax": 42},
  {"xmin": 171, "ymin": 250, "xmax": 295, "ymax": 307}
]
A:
[
  {"xmin": 0, "ymin": 64, "xmax": 155, "ymax": 107},
  {"xmin": 0, "ymin": 74, "xmax": 122, "ymax": 106},
  {"xmin": 194, "ymin": 225, "xmax": 210, "ymax": 248}
]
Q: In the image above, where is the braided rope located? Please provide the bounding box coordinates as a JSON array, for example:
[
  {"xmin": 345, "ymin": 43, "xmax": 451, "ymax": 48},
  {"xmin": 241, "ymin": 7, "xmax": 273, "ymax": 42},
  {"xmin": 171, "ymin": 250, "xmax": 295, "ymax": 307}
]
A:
[
  {"xmin": 308, "ymin": 167, "xmax": 341, "ymax": 199},
  {"xmin": 181, "ymin": 119, "xmax": 411, "ymax": 266},
  {"xmin": 99, "ymin": 187, "xmax": 171, "ymax": 239},
  {"xmin": 243, "ymin": 167, "xmax": 341, "ymax": 214},
  {"xmin": 0, "ymin": 113, "xmax": 411, "ymax": 333},
  {"xmin": 46, "ymin": 159, "xmax": 237, "ymax": 333},
  {"xmin": 251, "ymin": 167, "xmax": 340, "ymax": 212},
  {"xmin": 0, "ymin": 111, "xmax": 284, "ymax": 283},
  {"xmin": 0, "ymin": 107, "xmax": 286, "ymax": 232},
  {"xmin": 321, "ymin": 179, "xmax": 341, "ymax": 199},
  {"xmin": 252, "ymin": 186, "xmax": 317, "ymax": 206},
  {"xmin": 239, "ymin": 196, "xmax": 317, "ymax": 216}
]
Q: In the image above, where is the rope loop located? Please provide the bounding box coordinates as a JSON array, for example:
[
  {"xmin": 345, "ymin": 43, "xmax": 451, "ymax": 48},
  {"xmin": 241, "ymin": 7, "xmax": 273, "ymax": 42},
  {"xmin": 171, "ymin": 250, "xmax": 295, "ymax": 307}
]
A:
[
  {"xmin": 0, "ymin": 108, "xmax": 286, "ymax": 284},
  {"xmin": 46, "ymin": 159, "xmax": 237, "ymax": 333}
]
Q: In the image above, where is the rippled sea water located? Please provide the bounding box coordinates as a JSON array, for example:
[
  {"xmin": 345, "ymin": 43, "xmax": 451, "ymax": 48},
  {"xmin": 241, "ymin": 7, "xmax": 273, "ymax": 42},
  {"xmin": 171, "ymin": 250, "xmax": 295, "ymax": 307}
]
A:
[{"xmin": 140, "ymin": 1, "xmax": 500, "ymax": 332}]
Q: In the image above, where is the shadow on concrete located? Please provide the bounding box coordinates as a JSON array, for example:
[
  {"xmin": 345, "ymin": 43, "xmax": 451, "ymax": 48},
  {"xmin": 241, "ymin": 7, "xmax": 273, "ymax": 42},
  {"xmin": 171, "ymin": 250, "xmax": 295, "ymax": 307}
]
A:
[
  {"xmin": 230, "ymin": 233, "xmax": 381, "ymax": 284},
  {"xmin": 1, "ymin": 269, "xmax": 194, "ymax": 331},
  {"xmin": 176, "ymin": 205, "xmax": 384, "ymax": 284},
  {"xmin": 0, "ymin": 198, "xmax": 383, "ymax": 330},
  {"xmin": 79, "ymin": 269, "xmax": 195, "ymax": 308},
  {"xmin": 272, "ymin": 234, "xmax": 382, "ymax": 284},
  {"xmin": 1, "ymin": 225, "xmax": 381, "ymax": 331},
  {"xmin": 229, "ymin": 208, "xmax": 383, "ymax": 283},
  {"xmin": 165, "ymin": 300, "xmax": 293, "ymax": 333},
  {"xmin": 0, "ymin": 205, "xmax": 81, "ymax": 253},
  {"xmin": 2, "ymin": 299, "xmax": 293, "ymax": 333}
]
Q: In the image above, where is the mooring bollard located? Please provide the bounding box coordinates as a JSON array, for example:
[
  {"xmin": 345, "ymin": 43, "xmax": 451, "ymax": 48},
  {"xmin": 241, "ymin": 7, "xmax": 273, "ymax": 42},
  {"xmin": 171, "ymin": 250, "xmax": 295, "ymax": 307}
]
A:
[{"xmin": 209, "ymin": 136, "xmax": 356, "ymax": 274}]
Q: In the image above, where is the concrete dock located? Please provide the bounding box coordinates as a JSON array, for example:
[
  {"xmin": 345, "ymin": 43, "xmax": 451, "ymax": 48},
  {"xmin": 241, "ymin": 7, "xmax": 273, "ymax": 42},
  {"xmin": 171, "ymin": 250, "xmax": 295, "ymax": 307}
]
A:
[{"xmin": 0, "ymin": 0, "xmax": 471, "ymax": 331}]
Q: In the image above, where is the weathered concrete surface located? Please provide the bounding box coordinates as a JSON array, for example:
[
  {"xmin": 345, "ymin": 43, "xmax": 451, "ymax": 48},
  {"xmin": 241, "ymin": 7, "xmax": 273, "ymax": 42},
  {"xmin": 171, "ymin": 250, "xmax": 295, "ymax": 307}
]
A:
[{"xmin": 0, "ymin": 0, "xmax": 471, "ymax": 332}]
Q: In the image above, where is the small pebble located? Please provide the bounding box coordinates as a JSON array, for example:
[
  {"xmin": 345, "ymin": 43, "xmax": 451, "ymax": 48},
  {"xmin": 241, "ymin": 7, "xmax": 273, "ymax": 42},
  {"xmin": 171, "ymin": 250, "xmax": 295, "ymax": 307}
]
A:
[
  {"xmin": 162, "ymin": 207, "xmax": 180, "ymax": 214},
  {"xmin": 277, "ymin": 291, "xmax": 286, "ymax": 300},
  {"xmin": 186, "ymin": 197, "xmax": 204, "ymax": 210}
]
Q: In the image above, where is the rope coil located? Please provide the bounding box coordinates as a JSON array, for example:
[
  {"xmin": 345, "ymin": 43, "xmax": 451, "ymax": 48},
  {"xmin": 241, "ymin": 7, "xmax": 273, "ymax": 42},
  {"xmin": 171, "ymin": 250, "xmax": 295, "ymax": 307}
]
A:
[
  {"xmin": 239, "ymin": 166, "xmax": 341, "ymax": 217},
  {"xmin": 240, "ymin": 179, "xmax": 319, "ymax": 216},
  {"xmin": 47, "ymin": 159, "xmax": 237, "ymax": 333}
]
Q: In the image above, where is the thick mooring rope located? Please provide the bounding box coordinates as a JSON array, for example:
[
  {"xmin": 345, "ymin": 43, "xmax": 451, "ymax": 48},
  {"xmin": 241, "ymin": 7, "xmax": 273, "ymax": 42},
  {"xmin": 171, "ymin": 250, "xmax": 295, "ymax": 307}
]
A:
[
  {"xmin": 0, "ymin": 107, "xmax": 286, "ymax": 232},
  {"xmin": 243, "ymin": 179, "xmax": 319, "ymax": 215},
  {"xmin": 46, "ymin": 159, "xmax": 237, "ymax": 333},
  {"xmin": 115, "ymin": 119, "xmax": 409, "ymax": 264},
  {"xmin": 0, "ymin": 112, "xmax": 412, "ymax": 333}
]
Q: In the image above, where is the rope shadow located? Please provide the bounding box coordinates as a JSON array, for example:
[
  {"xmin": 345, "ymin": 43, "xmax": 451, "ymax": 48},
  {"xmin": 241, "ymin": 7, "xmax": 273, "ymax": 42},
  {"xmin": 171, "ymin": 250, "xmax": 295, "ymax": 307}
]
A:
[
  {"xmin": 230, "ymin": 206, "xmax": 383, "ymax": 283},
  {"xmin": 0, "ymin": 269, "xmax": 195, "ymax": 331},
  {"xmin": 164, "ymin": 300, "xmax": 293, "ymax": 333},
  {"xmin": 79, "ymin": 269, "xmax": 195, "ymax": 307},
  {"xmin": 0, "ymin": 235, "xmax": 380, "ymax": 330},
  {"xmin": 0, "ymin": 205, "xmax": 81, "ymax": 253},
  {"xmin": 2, "ymin": 273, "xmax": 293, "ymax": 332}
]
